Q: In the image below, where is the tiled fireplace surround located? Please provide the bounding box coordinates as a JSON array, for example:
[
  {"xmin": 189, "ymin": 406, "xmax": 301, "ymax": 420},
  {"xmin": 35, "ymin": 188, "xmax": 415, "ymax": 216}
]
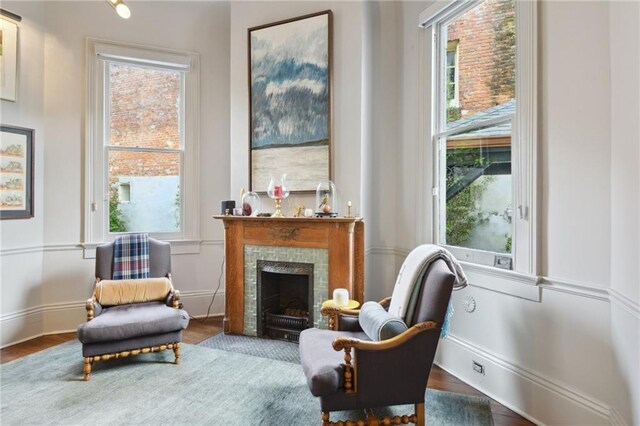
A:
[
  {"xmin": 244, "ymin": 245, "xmax": 328, "ymax": 334},
  {"xmin": 215, "ymin": 216, "xmax": 364, "ymax": 335}
]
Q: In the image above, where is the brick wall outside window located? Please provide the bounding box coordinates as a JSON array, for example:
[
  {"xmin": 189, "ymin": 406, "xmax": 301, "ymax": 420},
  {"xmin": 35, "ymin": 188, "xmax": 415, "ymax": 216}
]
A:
[
  {"xmin": 108, "ymin": 64, "xmax": 181, "ymax": 190},
  {"xmin": 447, "ymin": 0, "xmax": 515, "ymax": 117}
]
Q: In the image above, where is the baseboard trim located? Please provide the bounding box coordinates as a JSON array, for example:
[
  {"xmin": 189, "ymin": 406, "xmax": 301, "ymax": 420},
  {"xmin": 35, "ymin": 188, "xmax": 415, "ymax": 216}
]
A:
[
  {"xmin": 437, "ymin": 334, "xmax": 611, "ymax": 425},
  {"xmin": 1, "ymin": 290, "xmax": 225, "ymax": 349},
  {"xmin": 434, "ymin": 362, "xmax": 544, "ymax": 426}
]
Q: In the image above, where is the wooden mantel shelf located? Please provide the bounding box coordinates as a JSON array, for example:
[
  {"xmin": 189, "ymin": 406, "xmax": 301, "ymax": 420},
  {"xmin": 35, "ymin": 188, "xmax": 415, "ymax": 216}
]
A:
[{"xmin": 213, "ymin": 215, "xmax": 365, "ymax": 334}]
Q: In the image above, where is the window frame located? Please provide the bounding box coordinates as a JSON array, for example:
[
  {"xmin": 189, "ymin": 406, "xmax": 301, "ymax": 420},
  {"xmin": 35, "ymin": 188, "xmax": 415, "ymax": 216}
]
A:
[
  {"xmin": 84, "ymin": 38, "xmax": 200, "ymax": 250},
  {"xmin": 418, "ymin": 0, "xmax": 538, "ymax": 280}
]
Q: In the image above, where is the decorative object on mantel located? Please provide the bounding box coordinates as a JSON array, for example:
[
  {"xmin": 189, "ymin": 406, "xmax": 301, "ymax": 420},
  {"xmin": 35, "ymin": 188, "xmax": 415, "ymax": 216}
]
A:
[
  {"xmin": 0, "ymin": 125, "xmax": 34, "ymax": 219},
  {"xmin": 315, "ymin": 180, "xmax": 338, "ymax": 217},
  {"xmin": 293, "ymin": 205, "xmax": 304, "ymax": 218},
  {"xmin": 220, "ymin": 200, "xmax": 235, "ymax": 215},
  {"xmin": 267, "ymin": 174, "xmax": 290, "ymax": 217},
  {"xmin": 346, "ymin": 200, "xmax": 353, "ymax": 218},
  {"xmin": 0, "ymin": 15, "xmax": 19, "ymax": 102},
  {"xmin": 248, "ymin": 10, "xmax": 332, "ymax": 193},
  {"xmin": 241, "ymin": 189, "xmax": 261, "ymax": 216}
]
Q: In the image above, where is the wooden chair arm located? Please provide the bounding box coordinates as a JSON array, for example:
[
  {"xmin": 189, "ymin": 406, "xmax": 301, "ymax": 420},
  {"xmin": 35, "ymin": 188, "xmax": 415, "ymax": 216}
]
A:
[
  {"xmin": 86, "ymin": 297, "xmax": 97, "ymax": 321},
  {"xmin": 332, "ymin": 321, "xmax": 439, "ymax": 352},
  {"xmin": 321, "ymin": 297, "xmax": 393, "ymax": 331},
  {"xmin": 321, "ymin": 306, "xmax": 361, "ymax": 331},
  {"xmin": 378, "ymin": 297, "xmax": 392, "ymax": 308},
  {"xmin": 171, "ymin": 290, "xmax": 181, "ymax": 309}
]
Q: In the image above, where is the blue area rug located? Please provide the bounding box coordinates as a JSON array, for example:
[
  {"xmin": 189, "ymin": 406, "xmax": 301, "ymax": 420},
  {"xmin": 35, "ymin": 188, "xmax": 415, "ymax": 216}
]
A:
[{"xmin": 0, "ymin": 341, "xmax": 493, "ymax": 425}]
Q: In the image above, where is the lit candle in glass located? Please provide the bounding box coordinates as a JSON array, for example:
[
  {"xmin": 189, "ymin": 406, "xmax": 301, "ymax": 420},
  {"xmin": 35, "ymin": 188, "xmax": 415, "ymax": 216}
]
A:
[{"xmin": 274, "ymin": 185, "xmax": 283, "ymax": 198}]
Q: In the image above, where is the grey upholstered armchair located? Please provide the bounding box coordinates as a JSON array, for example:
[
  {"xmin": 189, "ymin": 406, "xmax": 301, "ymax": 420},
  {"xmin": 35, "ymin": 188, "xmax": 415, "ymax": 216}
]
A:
[
  {"xmin": 299, "ymin": 258, "xmax": 456, "ymax": 426},
  {"xmin": 76, "ymin": 238, "xmax": 189, "ymax": 380}
]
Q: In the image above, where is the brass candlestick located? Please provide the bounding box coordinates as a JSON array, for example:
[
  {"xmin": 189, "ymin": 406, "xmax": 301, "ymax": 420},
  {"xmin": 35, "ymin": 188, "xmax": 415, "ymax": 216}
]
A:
[{"xmin": 272, "ymin": 198, "xmax": 284, "ymax": 217}]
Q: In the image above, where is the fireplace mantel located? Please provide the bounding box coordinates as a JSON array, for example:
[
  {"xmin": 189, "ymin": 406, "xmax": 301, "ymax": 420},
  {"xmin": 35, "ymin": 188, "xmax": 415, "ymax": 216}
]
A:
[{"xmin": 213, "ymin": 216, "xmax": 364, "ymax": 334}]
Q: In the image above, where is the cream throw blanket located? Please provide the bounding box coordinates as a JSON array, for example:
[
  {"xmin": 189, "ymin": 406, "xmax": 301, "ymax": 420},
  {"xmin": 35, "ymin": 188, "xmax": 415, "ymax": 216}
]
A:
[
  {"xmin": 95, "ymin": 277, "xmax": 172, "ymax": 306},
  {"xmin": 388, "ymin": 245, "xmax": 467, "ymax": 320}
]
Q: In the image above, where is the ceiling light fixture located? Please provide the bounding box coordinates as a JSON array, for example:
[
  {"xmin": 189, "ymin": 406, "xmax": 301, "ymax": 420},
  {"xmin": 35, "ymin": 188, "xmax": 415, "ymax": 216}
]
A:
[{"xmin": 106, "ymin": 0, "xmax": 131, "ymax": 19}]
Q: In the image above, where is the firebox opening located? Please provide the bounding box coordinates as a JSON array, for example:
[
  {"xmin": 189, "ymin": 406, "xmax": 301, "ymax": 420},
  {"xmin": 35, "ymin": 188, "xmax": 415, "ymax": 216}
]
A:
[{"xmin": 257, "ymin": 260, "xmax": 314, "ymax": 343}]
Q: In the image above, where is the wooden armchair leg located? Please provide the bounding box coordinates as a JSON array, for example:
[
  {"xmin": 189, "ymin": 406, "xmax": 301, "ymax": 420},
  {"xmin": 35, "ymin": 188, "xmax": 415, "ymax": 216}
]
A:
[
  {"xmin": 321, "ymin": 411, "xmax": 330, "ymax": 426},
  {"xmin": 415, "ymin": 402, "xmax": 425, "ymax": 426},
  {"xmin": 83, "ymin": 357, "xmax": 92, "ymax": 381},
  {"xmin": 173, "ymin": 342, "xmax": 181, "ymax": 364}
]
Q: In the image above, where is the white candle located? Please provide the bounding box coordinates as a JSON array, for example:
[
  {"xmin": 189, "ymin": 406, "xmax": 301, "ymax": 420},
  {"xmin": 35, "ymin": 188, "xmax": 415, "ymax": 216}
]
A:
[{"xmin": 333, "ymin": 288, "xmax": 349, "ymax": 307}]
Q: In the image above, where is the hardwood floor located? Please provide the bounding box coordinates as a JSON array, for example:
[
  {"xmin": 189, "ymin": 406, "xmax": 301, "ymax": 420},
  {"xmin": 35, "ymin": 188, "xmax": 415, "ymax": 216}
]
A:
[{"xmin": 1, "ymin": 317, "xmax": 533, "ymax": 426}]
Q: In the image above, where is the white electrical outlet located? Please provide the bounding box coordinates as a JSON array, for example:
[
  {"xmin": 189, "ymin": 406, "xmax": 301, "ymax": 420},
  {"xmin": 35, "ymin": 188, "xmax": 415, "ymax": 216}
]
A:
[{"xmin": 472, "ymin": 360, "xmax": 485, "ymax": 375}]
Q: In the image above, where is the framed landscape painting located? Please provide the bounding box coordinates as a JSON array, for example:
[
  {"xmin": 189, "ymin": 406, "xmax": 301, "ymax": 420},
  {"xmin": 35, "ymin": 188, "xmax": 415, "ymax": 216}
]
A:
[
  {"xmin": 0, "ymin": 125, "xmax": 33, "ymax": 219},
  {"xmin": 249, "ymin": 10, "xmax": 332, "ymax": 192},
  {"xmin": 0, "ymin": 16, "xmax": 18, "ymax": 102}
]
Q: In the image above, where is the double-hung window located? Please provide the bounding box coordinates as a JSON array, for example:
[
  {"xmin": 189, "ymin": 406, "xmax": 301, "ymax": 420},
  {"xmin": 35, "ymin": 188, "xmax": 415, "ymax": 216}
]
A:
[
  {"xmin": 85, "ymin": 39, "xmax": 200, "ymax": 245},
  {"xmin": 421, "ymin": 0, "xmax": 537, "ymax": 276}
]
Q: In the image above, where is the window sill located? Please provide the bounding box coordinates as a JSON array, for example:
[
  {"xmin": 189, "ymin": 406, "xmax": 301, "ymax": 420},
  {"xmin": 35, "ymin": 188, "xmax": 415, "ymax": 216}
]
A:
[
  {"xmin": 82, "ymin": 239, "xmax": 201, "ymax": 259},
  {"xmin": 459, "ymin": 261, "xmax": 541, "ymax": 302}
]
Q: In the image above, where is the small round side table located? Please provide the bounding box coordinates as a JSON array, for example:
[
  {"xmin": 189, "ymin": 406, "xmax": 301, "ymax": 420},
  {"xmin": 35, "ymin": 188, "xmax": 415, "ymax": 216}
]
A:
[{"xmin": 321, "ymin": 299, "xmax": 360, "ymax": 310}]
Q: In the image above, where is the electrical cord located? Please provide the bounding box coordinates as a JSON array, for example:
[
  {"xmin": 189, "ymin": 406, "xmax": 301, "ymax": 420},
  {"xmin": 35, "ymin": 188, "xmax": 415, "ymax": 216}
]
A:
[{"xmin": 191, "ymin": 256, "xmax": 224, "ymax": 322}]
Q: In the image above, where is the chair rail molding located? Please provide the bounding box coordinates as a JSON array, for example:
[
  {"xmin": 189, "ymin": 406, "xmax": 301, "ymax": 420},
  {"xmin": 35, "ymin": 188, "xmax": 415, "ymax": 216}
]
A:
[
  {"xmin": 609, "ymin": 288, "xmax": 640, "ymax": 318},
  {"xmin": 0, "ymin": 240, "xmax": 224, "ymax": 257}
]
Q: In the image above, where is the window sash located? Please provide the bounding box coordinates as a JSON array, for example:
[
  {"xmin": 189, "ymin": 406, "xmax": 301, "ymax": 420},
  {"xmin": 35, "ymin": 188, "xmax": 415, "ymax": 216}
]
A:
[
  {"xmin": 104, "ymin": 147, "xmax": 185, "ymax": 237},
  {"xmin": 104, "ymin": 60, "xmax": 186, "ymax": 151},
  {"xmin": 103, "ymin": 60, "xmax": 186, "ymax": 237},
  {"xmin": 432, "ymin": 1, "xmax": 518, "ymax": 269},
  {"xmin": 418, "ymin": 0, "xmax": 537, "ymax": 283},
  {"xmin": 85, "ymin": 38, "xmax": 200, "ymax": 246},
  {"xmin": 437, "ymin": 116, "xmax": 515, "ymax": 266}
]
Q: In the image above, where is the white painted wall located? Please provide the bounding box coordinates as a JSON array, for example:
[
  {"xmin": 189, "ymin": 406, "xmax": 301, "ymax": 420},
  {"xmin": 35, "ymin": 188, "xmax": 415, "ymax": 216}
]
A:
[
  {"xmin": 1, "ymin": 1, "xmax": 231, "ymax": 346},
  {"xmin": 609, "ymin": 1, "xmax": 640, "ymax": 424},
  {"xmin": 397, "ymin": 0, "xmax": 637, "ymax": 424},
  {"xmin": 229, "ymin": 1, "xmax": 364, "ymax": 225},
  {"xmin": 361, "ymin": 1, "xmax": 403, "ymax": 301},
  {"xmin": 0, "ymin": 1, "xmax": 46, "ymax": 344}
]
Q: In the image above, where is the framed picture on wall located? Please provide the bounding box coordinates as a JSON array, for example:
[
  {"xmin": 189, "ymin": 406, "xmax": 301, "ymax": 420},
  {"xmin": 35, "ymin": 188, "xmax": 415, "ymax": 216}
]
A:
[
  {"xmin": 248, "ymin": 10, "xmax": 332, "ymax": 193},
  {"xmin": 0, "ymin": 125, "xmax": 34, "ymax": 219},
  {"xmin": 0, "ymin": 16, "xmax": 19, "ymax": 102}
]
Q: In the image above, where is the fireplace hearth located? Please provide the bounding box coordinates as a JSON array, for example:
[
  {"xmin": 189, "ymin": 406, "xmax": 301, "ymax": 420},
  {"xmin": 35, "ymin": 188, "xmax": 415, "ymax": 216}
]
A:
[{"xmin": 257, "ymin": 260, "xmax": 314, "ymax": 343}]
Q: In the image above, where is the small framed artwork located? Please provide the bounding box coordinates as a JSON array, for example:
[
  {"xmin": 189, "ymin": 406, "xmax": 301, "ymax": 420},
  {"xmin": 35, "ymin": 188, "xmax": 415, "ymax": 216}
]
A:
[
  {"xmin": 248, "ymin": 10, "xmax": 332, "ymax": 193},
  {"xmin": 0, "ymin": 125, "xmax": 34, "ymax": 219},
  {"xmin": 0, "ymin": 16, "xmax": 19, "ymax": 102}
]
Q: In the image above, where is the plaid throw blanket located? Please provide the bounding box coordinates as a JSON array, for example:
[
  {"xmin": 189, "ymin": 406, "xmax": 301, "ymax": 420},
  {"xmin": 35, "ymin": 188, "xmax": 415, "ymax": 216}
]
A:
[{"xmin": 113, "ymin": 234, "xmax": 150, "ymax": 280}]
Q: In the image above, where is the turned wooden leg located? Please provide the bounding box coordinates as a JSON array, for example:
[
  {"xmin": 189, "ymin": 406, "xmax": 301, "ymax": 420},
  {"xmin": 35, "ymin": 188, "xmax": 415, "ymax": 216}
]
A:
[
  {"xmin": 173, "ymin": 342, "xmax": 181, "ymax": 364},
  {"xmin": 321, "ymin": 411, "xmax": 330, "ymax": 426},
  {"xmin": 415, "ymin": 402, "xmax": 425, "ymax": 426},
  {"xmin": 83, "ymin": 357, "xmax": 92, "ymax": 381}
]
